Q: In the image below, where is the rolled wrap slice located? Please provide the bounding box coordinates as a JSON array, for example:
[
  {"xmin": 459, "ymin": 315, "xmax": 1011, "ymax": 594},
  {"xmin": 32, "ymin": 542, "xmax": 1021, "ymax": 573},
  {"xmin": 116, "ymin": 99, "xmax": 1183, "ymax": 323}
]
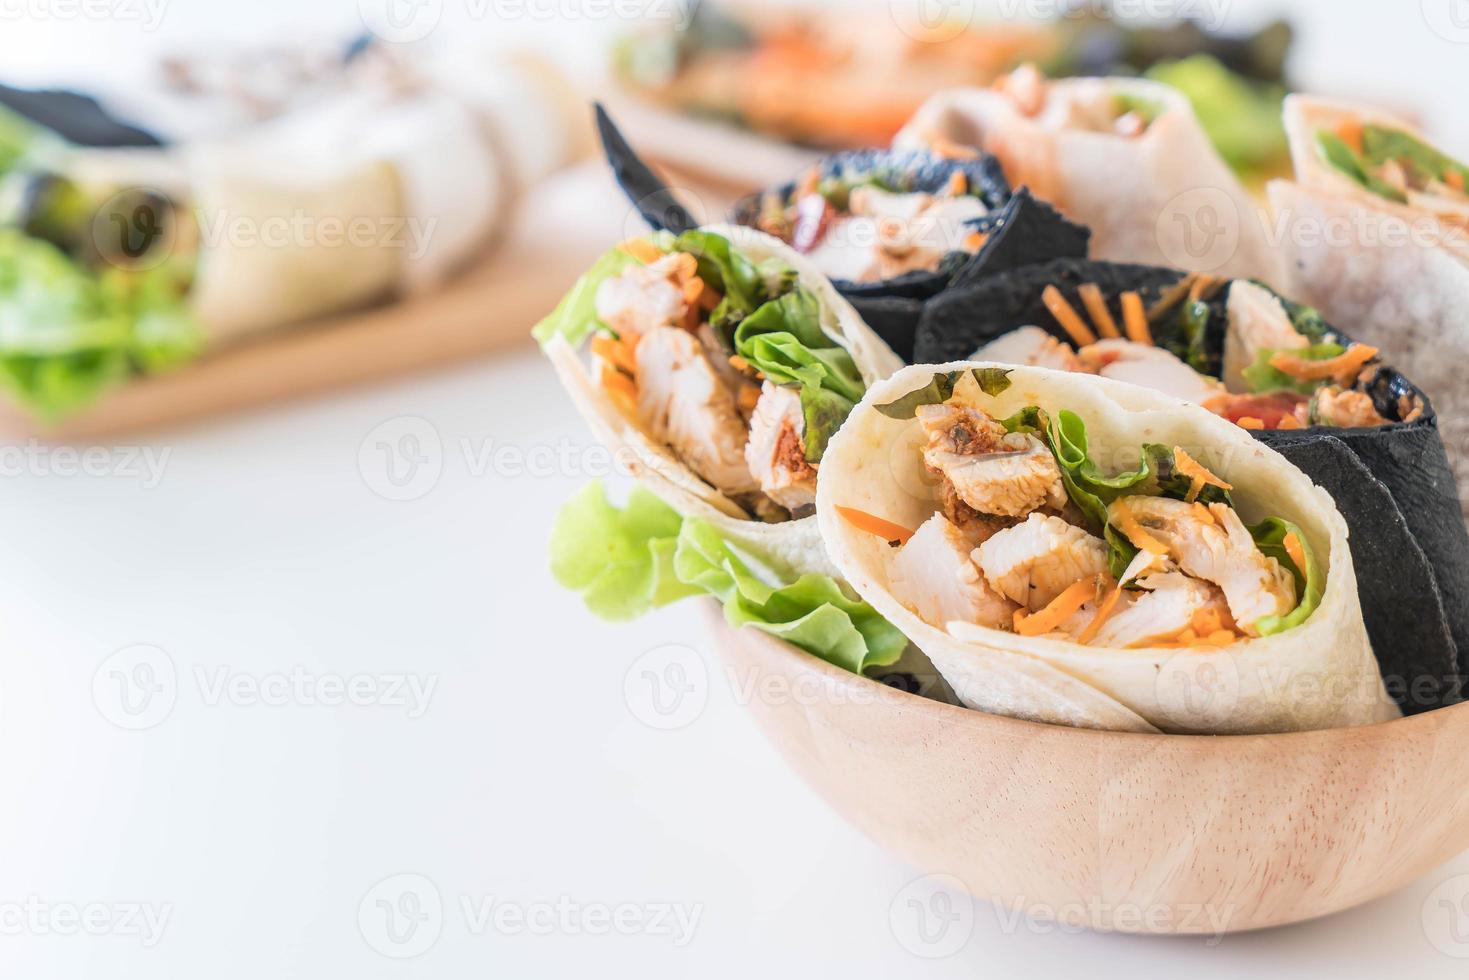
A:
[
  {"xmin": 1270, "ymin": 95, "xmax": 1469, "ymax": 516},
  {"xmin": 913, "ymin": 259, "xmax": 1468, "ymax": 714},
  {"xmin": 535, "ymin": 222, "xmax": 903, "ymax": 579},
  {"xmin": 817, "ymin": 362, "xmax": 1398, "ymax": 733},
  {"xmin": 894, "ymin": 71, "xmax": 1281, "ymax": 284}
]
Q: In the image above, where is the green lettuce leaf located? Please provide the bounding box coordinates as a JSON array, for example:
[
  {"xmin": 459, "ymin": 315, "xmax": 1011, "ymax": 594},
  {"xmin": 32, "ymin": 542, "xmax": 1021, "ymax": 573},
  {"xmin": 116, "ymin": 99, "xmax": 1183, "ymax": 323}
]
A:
[
  {"xmin": 1315, "ymin": 130, "xmax": 1410, "ymax": 203},
  {"xmin": 1145, "ymin": 55, "xmax": 1287, "ymax": 176},
  {"xmin": 673, "ymin": 518, "xmax": 906, "ymax": 675},
  {"xmin": 549, "ymin": 482, "xmax": 701, "ymax": 621},
  {"xmin": 1046, "ymin": 409, "xmax": 1159, "ymax": 532},
  {"xmin": 1250, "ymin": 517, "xmax": 1322, "ymax": 635},
  {"xmin": 549, "ymin": 482, "xmax": 906, "ymax": 674},
  {"xmin": 0, "ymin": 230, "xmax": 201, "ymax": 420},
  {"xmin": 1242, "ymin": 342, "xmax": 1345, "ymax": 394},
  {"xmin": 673, "ymin": 229, "xmax": 770, "ymax": 315},
  {"xmin": 0, "ymin": 105, "xmax": 41, "ymax": 174},
  {"xmin": 874, "ymin": 368, "xmax": 1013, "ymax": 420},
  {"xmin": 1360, "ymin": 125, "xmax": 1469, "ymax": 192}
]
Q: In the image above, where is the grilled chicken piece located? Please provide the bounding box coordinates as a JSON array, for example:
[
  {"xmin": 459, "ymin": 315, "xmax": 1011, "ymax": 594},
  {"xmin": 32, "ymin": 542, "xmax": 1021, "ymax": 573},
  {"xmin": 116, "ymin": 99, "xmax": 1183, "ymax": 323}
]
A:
[
  {"xmin": 1089, "ymin": 573, "xmax": 1229, "ymax": 648},
  {"xmin": 1310, "ymin": 386, "xmax": 1390, "ymax": 427},
  {"xmin": 594, "ymin": 254, "xmax": 690, "ymax": 336},
  {"xmin": 975, "ymin": 512, "xmax": 1110, "ymax": 611},
  {"xmin": 635, "ymin": 326, "xmax": 759, "ymax": 498},
  {"xmin": 974, "ymin": 325, "xmax": 1089, "ymax": 373},
  {"xmin": 1110, "ymin": 496, "xmax": 1296, "ymax": 633},
  {"xmin": 916, "ymin": 402, "xmax": 1065, "ymax": 517},
  {"xmin": 1222, "ymin": 280, "xmax": 1308, "ymax": 392},
  {"xmin": 744, "ymin": 383, "xmax": 818, "ymax": 513},
  {"xmin": 936, "ymin": 481, "xmax": 1018, "ymax": 547},
  {"xmin": 890, "ymin": 514, "xmax": 1017, "ymax": 630},
  {"xmin": 804, "ymin": 187, "xmax": 987, "ymax": 283},
  {"xmin": 1077, "ymin": 339, "xmax": 1223, "ymax": 404}
]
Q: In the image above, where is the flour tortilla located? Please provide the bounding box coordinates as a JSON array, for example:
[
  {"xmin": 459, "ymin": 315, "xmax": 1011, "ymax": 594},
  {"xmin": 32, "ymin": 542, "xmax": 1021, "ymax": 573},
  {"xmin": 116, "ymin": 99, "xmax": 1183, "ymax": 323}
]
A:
[
  {"xmin": 894, "ymin": 79, "xmax": 1281, "ymax": 285},
  {"xmin": 1270, "ymin": 95, "xmax": 1469, "ymax": 513},
  {"xmin": 546, "ymin": 223, "xmax": 904, "ymax": 580},
  {"xmin": 816, "ymin": 362, "xmax": 1399, "ymax": 734}
]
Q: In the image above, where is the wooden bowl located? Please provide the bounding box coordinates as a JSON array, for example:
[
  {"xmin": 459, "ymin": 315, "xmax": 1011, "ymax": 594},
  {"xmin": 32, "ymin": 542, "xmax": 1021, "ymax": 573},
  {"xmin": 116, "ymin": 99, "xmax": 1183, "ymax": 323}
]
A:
[{"xmin": 705, "ymin": 605, "xmax": 1469, "ymax": 935}]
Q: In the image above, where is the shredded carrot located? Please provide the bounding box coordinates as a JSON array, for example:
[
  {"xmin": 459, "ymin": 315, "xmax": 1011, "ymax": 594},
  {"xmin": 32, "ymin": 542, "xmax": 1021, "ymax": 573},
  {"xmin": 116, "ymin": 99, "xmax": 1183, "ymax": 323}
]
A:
[
  {"xmin": 1283, "ymin": 532, "xmax": 1307, "ymax": 575},
  {"xmin": 738, "ymin": 384, "xmax": 761, "ymax": 416},
  {"xmin": 1191, "ymin": 608, "xmax": 1225, "ymax": 636},
  {"xmin": 796, "ymin": 166, "xmax": 822, "ymax": 198},
  {"xmin": 1336, "ymin": 118, "xmax": 1365, "ymax": 155},
  {"xmin": 1077, "ymin": 576, "xmax": 1122, "ymax": 645},
  {"xmin": 1111, "ymin": 498, "xmax": 1168, "ymax": 555},
  {"xmin": 1145, "ymin": 273, "xmax": 1196, "ymax": 323},
  {"xmin": 599, "ymin": 363, "xmax": 638, "ymax": 417},
  {"xmin": 620, "ymin": 238, "xmax": 664, "ymax": 265},
  {"xmin": 1014, "ymin": 577, "xmax": 1099, "ymax": 637},
  {"xmin": 1268, "ymin": 344, "xmax": 1378, "ymax": 387},
  {"xmin": 681, "ymin": 277, "xmax": 706, "ymax": 308},
  {"xmin": 1120, "ymin": 291, "xmax": 1151, "ymax": 345},
  {"xmin": 1277, "ymin": 414, "xmax": 1304, "ymax": 430},
  {"xmin": 963, "ymin": 231, "xmax": 989, "ymax": 251},
  {"xmin": 1448, "ymin": 170, "xmax": 1465, "ymax": 192},
  {"xmin": 928, "ymin": 136, "xmax": 979, "ymax": 160},
  {"xmin": 590, "ymin": 333, "xmax": 638, "ymax": 376},
  {"xmin": 944, "ymin": 171, "xmax": 968, "ymax": 196},
  {"xmin": 1237, "ymin": 416, "xmax": 1266, "ymax": 430},
  {"xmin": 1172, "ymin": 447, "xmax": 1232, "ymax": 503},
  {"xmin": 1077, "ymin": 283, "xmax": 1121, "ymax": 339},
  {"xmin": 1042, "ymin": 285, "xmax": 1097, "ymax": 346},
  {"xmin": 1191, "ymin": 502, "xmax": 1215, "ymax": 525},
  {"xmin": 836, "ymin": 506, "xmax": 915, "ymax": 545}
]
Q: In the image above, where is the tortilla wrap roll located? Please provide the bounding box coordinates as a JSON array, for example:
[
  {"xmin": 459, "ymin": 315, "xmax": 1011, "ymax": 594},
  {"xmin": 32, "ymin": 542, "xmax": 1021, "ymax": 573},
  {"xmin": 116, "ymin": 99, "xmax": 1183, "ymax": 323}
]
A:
[
  {"xmin": 536, "ymin": 222, "xmax": 903, "ymax": 579},
  {"xmin": 912, "ymin": 258, "xmax": 1468, "ymax": 714},
  {"xmin": 816, "ymin": 361, "xmax": 1398, "ymax": 733},
  {"xmin": 1269, "ymin": 96, "xmax": 1469, "ymax": 513},
  {"xmin": 894, "ymin": 71, "xmax": 1280, "ymax": 283}
]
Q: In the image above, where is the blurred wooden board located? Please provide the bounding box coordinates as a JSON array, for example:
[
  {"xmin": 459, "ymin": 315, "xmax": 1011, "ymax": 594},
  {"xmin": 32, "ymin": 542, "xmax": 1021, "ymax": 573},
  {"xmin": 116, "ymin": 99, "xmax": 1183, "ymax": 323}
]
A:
[{"xmin": 0, "ymin": 163, "xmax": 637, "ymax": 442}]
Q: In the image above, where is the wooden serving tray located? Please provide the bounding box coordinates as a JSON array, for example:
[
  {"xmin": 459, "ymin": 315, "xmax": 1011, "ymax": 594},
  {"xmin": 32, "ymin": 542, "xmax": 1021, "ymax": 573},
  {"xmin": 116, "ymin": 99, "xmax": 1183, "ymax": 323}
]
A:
[{"xmin": 0, "ymin": 163, "xmax": 641, "ymax": 442}]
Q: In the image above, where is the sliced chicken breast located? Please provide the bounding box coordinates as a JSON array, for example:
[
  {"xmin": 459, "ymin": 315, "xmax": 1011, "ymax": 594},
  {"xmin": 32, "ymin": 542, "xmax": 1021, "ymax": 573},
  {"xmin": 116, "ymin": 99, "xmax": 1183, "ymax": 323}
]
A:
[
  {"xmin": 594, "ymin": 254, "xmax": 690, "ymax": 336},
  {"xmin": 1089, "ymin": 573, "xmax": 1229, "ymax": 648},
  {"xmin": 635, "ymin": 326, "xmax": 759, "ymax": 497},
  {"xmin": 975, "ymin": 512, "xmax": 1110, "ymax": 611},
  {"xmin": 1077, "ymin": 339, "xmax": 1223, "ymax": 404},
  {"xmin": 975, "ymin": 325, "xmax": 1088, "ymax": 372},
  {"xmin": 1110, "ymin": 496, "xmax": 1296, "ymax": 632},
  {"xmin": 890, "ymin": 514, "xmax": 1017, "ymax": 630},
  {"xmin": 1222, "ymin": 280, "xmax": 1308, "ymax": 392},
  {"xmin": 744, "ymin": 383, "xmax": 818, "ymax": 513}
]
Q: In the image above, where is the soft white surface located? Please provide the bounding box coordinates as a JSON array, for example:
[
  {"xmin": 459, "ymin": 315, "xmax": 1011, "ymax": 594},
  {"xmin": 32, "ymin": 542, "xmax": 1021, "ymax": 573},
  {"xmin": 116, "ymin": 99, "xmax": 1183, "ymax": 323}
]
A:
[{"xmin": 0, "ymin": 1, "xmax": 1468, "ymax": 976}]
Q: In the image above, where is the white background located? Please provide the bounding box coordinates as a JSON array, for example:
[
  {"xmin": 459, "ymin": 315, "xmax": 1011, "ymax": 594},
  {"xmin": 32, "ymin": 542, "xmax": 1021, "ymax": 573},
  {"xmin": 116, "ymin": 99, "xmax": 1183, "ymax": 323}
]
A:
[{"xmin": 0, "ymin": 0, "xmax": 1467, "ymax": 977}]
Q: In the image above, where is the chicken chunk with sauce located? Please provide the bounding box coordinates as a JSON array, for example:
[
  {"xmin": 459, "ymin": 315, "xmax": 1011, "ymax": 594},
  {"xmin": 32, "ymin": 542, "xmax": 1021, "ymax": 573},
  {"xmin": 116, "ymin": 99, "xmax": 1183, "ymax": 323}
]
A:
[
  {"xmin": 916, "ymin": 403, "xmax": 1066, "ymax": 517},
  {"xmin": 744, "ymin": 382, "xmax": 818, "ymax": 513},
  {"xmin": 975, "ymin": 512, "xmax": 1110, "ymax": 611}
]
